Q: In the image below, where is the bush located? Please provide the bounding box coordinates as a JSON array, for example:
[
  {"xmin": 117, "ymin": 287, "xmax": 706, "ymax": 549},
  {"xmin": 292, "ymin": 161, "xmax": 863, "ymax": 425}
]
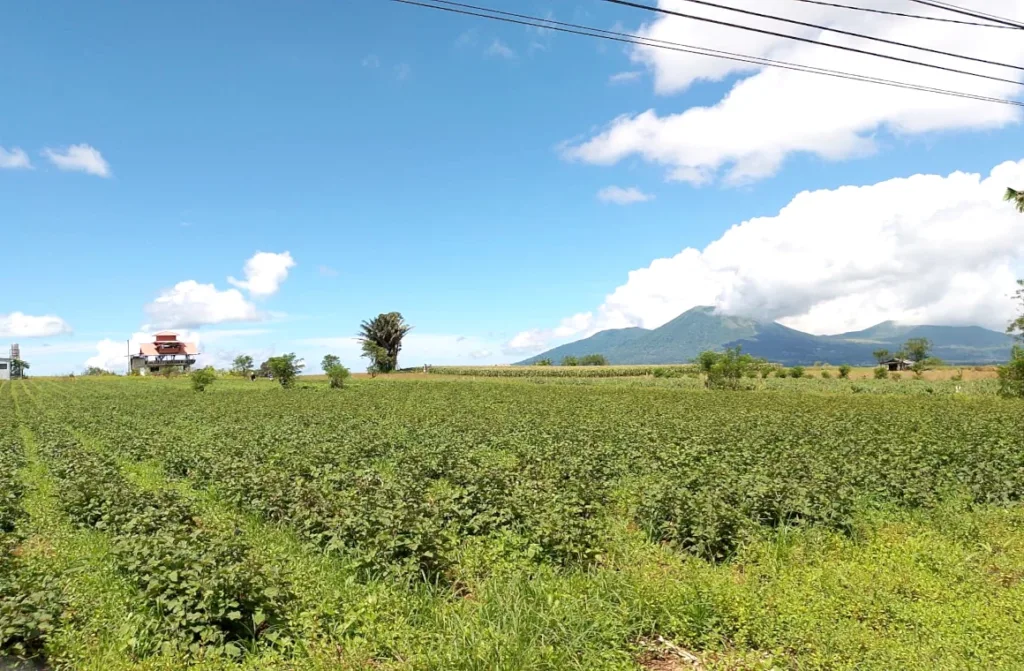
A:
[
  {"xmin": 820, "ymin": 370, "xmax": 832, "ymax": 379},
  {"xmin": 561, "ymin": 356, "xmax": 580, "ymax": 367},
  {"xmin": 838, "ymin": 364, "xmax": 851, "ymax": 379},
  {"xmin": 790, "ymin": 366, "xmax": 805, "ymax": 379},
  {"xmin": 266, "ymin": 353, "xmax": 305, "ymax": 388},
  {"xmin": 535, "ymin": 359, "xmax": 553, "ymax": 366},
  {"xmin": 326, "ymin": 364, "xmax": 351, "ymax": 389},
  {"xmin": 190, "ymin": 367, "xmax": 217, "ymax": 392},
  {"xmin": 579, "ymin": 354, "xmax": 609, "ymax": 366},
  {"xmin": 891, "ymin": 373, "xmax": 902, "ymax": 381},
  {"xmin": 775, "ymin": 369, "xmax": 789, "ymax": 379},
  {"xmin": 705, "ymin": 347, "xmax": 765, "ymax": 390},
  {"xmin": 874, "ymin": 367, "xmax": 889, "ymax": 379},
  {"xmin": 997, "ymin": 346, "xmax": 1024, "ymax": 398}
]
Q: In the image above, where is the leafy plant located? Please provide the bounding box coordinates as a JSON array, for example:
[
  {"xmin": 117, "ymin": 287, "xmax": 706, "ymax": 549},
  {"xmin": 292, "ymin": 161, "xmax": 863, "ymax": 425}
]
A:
[
  {"xmin": 326, "ymin": 364, "xmax": 351, "ymax": 389},
  {"xmin": 231, "ymin": 355, "xmax": 254, "ymax": 376},
  {"xmin": 997, "ymin": 346, "xmax": 1024, "ymax": 398},
  {"xmin": 265, "ymin": 354, "xmax": 304, "ymax": 388},
  {"xmin": 358, "ymin": 312, "xmax": 412, "ymax": 373},
  {"xmin": 789, "ymin": 366, "xmax": 805, "ymax": 379},
  {"xmin": 874, "ymin": 366, "xmax": 889, "ymax": 379},
  {"xmin": 561, "ymin": 356, "xmax": 580, "ymax": 367},
  {"xmin": 838, "ymin": 365, "xmax": 851, "ymax": 379},
  {"xmin": 190, "ymin": 366, "xmax": 217, "ymax": 392}
]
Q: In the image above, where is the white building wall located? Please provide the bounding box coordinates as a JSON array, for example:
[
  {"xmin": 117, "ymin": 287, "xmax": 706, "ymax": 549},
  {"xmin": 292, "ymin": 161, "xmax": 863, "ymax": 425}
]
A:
[{"xmin": 0, "ymin": 358, "xmax": 10, "ymax": 381}]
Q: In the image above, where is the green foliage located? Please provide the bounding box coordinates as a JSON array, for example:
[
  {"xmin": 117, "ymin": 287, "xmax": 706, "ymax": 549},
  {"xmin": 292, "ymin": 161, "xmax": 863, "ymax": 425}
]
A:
[
  {"xmin": 534, "ymin": 358, "xmax": 553, "ymax": 366},
  {"xmin": 891, "ymin": 373, "xmax": 902, "ymax": 381},
  {"xmin": 838, "ymin": 364, "xmax": 851, "ymax": 379},
  {"xmin": 561, "ymin": 356, "xmax": 580, "ymax": 367},
  {"xmin": 1004, "ymin": 186, "xmax": 1024, "ymax": 213},
  {"xmin": 997, "ymin": 346, "xmax": 1024, "ymax": 398},
  {"xmin": 578, "ymin": 354, "xmax": 608, "ymax": 366},
  {"xmin": 358, "ymin": 312, "xmax": 412, "ymax": 373},
  {"xmin": 874, "ymin": 367, "xmax": 889, "ymax": 379},
  {"xmin": 704, "ymin": 347, "xmax": 766, "ymax": 390},
  {"xmin": 266, "ymin": 354, "xmax": 304, "ymax": 388},
  {"xmin": 903, "ymin": 338, "xmax": 933, "ymax": 363},
  {"xmin": 873, "ymin": 349, "xmax": 890, "ymax": 364},
  {"xmin": 820, "ymin": 369, "xmax": 832, "ymax": 379},
  {"xmin": 9, "ymin": 359, "xmax": 29, "ymax": 379},
  {"xmin": 1009, "ymin": 279, "xmax": 1024, "ymax": 341},
  {"xmin": 84, "ymin": 366, "xmax": 115, "ymax": 376},
  {"xmin": 231, "ymin": 355, "xmax": 254, "ymax": 375},
  {"xmin": 190, "ymin": 366, "xmax": 217, "ymax": 392},
  {"xmin": 789, "ymin": 366, "xmax": 805, "ymax": 379},
  {"xmin": 320, "ymin": 354, "xmax": 341, "ymax": 373},
  {"xmin": 695, "ymin": 350, "xmax": 720, "ymax": 374},
  {"xmin": 325, "ymin": 364, "xmax": 350, "ymax": 389},
  {"xmin": 775, "ymin": 368, "xmax": 789, "ymax": 378}
]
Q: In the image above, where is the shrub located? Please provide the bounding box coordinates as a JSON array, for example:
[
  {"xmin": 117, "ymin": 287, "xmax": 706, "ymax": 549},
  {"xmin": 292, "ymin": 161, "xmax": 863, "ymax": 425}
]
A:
[
  {"xmin": 790, "ymin": 366, "xmax": 805, "ymax": 379},
  {"xmin": 838, "ymin": 364, "xmax": 851, "ymax": 379},
  {"xmin": 820, "ymin": 369, "xmax": 832, "ymax": 379},
  {"xmin": 579, "ymin": 354, "xmax": 609, "ymax": 366},
  {"xmin": 874, "ymin": 367, "xmax": 889, "ymax": 379},
  {"xmin": 760, "ymin": 368, "xmax": 771, "ymax": 379},
  {"xmin": 891, "ymin": 373, "xmax": 902, "ymax": 381},
  {"xmin": 561, "ymin": 356, "xmax": 580, "ymax": 367},
  {"xmin": 997, "ymin": 346, "xmax": 1024, "ymax": 398},
  {"xmin": 775, "ymin": 369, "xmax": 789, "ymax": 378},
  {"xmin": 190, "ymin": 367, "xmax": 217, "ymax": 392},
  {"xmin": 266, "ymin": 353, "xmax": 305, "ymax": 388},
  {"xmin": 535, "ymin": 359, "xmax": 553, "ymax": 366},
  {"xmin": 326, "ymin": 364, "xmax": 351, "ymax": 389}
]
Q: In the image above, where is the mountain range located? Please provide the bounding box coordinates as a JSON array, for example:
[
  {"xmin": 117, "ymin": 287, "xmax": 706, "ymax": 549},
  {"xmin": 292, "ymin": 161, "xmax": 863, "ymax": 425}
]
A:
[{"xmin": 516, "ymin": 306, "xmax": 1016, "ymax": 366}]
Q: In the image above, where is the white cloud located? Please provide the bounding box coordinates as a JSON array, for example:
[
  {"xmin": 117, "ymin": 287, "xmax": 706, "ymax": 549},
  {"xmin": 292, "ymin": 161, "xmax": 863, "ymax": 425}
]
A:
[
  {"xmin": 144, "ymin": 281, "xmax": 260, "ymax": 330},
  {"xmin": 0, "ymin": 312, "xmax": 72, "ymax": 338},
  {"xmin": 42, "ymin": 144, "xmax": 111, "ymax": 177},
  {"xmin": 597, "ymin": 185, "xmax": 654, "ymax": 204},
  {"xmin": 487, "ymin": 40, "xmax": 516, "ymax": 59},
  {"xmin": 301, "ymin": 333, "xmax": 510, "ymax": 368},
  {"xmin": 362, "ymin": 54, "xmax": 380, "ymax": 68},
  {"xmin": 564, "ymin": 0, "xmax": 1024, "ymax": 185},
  {"xmin": 608, "ymin": 71, "xmax": 642, "ymax": 85},
  {"xmin": 227, "ymin": 251, "xmax": 295, "ymax": 298},
  {"xmin": 0, "ymin": 147, "xmax": 31, "ymax": 169},
  {"xmin": 511, "ymin": 158, "xmax": 1024, "ymax": 352}
]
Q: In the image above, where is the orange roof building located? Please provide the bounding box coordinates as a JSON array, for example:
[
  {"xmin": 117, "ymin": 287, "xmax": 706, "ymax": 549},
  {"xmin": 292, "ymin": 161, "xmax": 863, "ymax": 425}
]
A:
[{"xmin": 130, "ymin": 332, "xmax": 200, "ymax": 375}]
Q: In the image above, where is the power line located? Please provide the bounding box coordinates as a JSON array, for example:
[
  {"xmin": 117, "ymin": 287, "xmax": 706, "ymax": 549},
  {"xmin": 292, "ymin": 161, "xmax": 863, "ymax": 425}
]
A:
[
  {"xmin": 601, "ymin": 0, "xmax": 1024, "ymax": 83},
  {"xmin": 783, "ymin": 0, "xmax": 1015, "ymax": 28},
  {"xmin": 389, "ymin": 0, "xmax": 1024, "ymax": 108},
  {"xmin": 664, "ymin": 0, "xmax": 1024, "ymax": 71},
  {"xmin": 907, "ymin": 0, "xmax": 1024, "ymax": 29}
]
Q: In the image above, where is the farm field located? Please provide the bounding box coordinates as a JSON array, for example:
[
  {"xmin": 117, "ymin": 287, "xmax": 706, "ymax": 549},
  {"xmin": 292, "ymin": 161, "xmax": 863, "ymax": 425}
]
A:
[{"xmin": 2, "ymin": 375, "xmax": 1024, "ymax": 670}]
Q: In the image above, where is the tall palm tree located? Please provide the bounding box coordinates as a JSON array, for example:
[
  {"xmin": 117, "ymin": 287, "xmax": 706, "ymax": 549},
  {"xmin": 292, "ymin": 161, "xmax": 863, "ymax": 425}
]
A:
[
  {"xmin": 1005, "ymin": 187, "xmax": 1024, "ymax": 213},
  {"xmin": 358, "ymin": 312, "xmax": 412, "ymax": 373}
]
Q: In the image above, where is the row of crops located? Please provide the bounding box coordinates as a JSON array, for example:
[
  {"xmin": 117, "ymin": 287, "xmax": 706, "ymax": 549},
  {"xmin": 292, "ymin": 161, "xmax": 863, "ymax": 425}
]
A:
[
  {"xmin": 4, "ymin": 377, "xmax": 1023, "ymax": 667},
  {"xmin": 426, "ymin": 365, "xmax": 697, "ymax": 377}
]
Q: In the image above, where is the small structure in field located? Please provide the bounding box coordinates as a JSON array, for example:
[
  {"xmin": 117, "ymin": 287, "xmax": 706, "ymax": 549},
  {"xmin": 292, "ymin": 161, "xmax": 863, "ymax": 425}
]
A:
[
  {"xmin": 0, "ymin": 343, "xmax": 22, "ymax": 381},
  {"xmin": 0, "ymin": 357, "xmax": 9, "ymax": 381},
  {"xmin": 882, "ymin": 357, "xmax": 912, "ymax": 372},
  {"xmin": 130, "ymin": 331, "xmax": 199, "ymax": 375}
]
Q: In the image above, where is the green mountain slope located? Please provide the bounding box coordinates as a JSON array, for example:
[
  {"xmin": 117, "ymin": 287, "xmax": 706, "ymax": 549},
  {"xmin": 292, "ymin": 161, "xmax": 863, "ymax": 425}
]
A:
[{"xmin": 516, "ymin": 307, "xmax": 1015, "ymax": 366}]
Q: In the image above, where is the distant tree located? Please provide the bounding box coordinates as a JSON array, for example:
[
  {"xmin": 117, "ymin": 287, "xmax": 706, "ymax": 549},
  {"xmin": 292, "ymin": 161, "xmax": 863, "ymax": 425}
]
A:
[
  {"xmin": 325, "ymin": 363, "xmax": 351, "ymax": 389},
  {"xmin": 83, "ymin": 366, "xmax": 114, "ymax": 376},
  {"xmin": 358, "ymin": 312, "xmax": 412, "ymax": 373},
  {"xmin": 190, "ymin": 366, "xmax": 217, "ymax": 392},
  {"xmin": 790, "ymin": 365, "xmax": 805, "ymax": 379},
  {"xmin": 705, "ymin": 347, "xmax": 765, "ymax": 390},
  {"xmin": 266, "ymin": 353, "xmax": 304, "ymax": 388},
  {"xmin": 872, "ymin": 349, "xmax": 890, "ymax": 365},
  {"xmin": 231, "ymin": 354, "xmax": 254, "ymax": 376},
  {"xmin": 321, "ymin": 354, "xmax": 341, "ymax": 373},
  {"xmin": 695, "ymin": 351, "xmax": 720, "ymax": 375},
  {"xmin": 257, "ymin": 359, "xmax": 273, "ymax": 378},
  {"xmin": 9, "ymin": 358, "xmax": 29, "ymax": 379},
  {"xmin": 1005, "ymin": 187, "xmax": 1024, "ymax": 213},
  {"xmin": 534, "ymin": 358, "xmax": 553, "ymax": 366},
  {"xmin": 903, "ymin": 338, "xmax": 932, "ymax": 363},
  {"xmin": 874, "ymin": 366, "xmax": 888, "ymax": 379},
  {"xmin": 361, "ymin": 341, "xmax": 389, "ymax": 375},
  {"xmin": 838, "ymin": 364, "xmax": 852, "ymax": 379},
  {"xmin": 579, "ymin": 354, "xmax": 608, "ymax": 366},
  {"xmin": 561, "ymin": 356, "xmax": 580, "ymax": 367}
]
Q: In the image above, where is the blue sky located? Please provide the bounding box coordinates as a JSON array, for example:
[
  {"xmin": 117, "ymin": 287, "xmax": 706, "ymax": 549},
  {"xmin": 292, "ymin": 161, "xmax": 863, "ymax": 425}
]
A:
[{"xmin": 3, "ymin": 0, "xmax": 1024, "ymax": 374}]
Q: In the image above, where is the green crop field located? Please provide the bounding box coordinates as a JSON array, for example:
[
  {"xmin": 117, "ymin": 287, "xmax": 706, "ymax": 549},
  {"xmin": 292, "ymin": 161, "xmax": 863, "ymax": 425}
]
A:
[{"xmin": 2, "ymin": 375, "xmax": 1024, "ymax": 670}]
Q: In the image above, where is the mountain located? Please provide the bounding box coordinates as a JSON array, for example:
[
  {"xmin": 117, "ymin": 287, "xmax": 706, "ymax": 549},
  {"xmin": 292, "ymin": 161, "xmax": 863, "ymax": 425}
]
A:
[{"xmin": 517, "ymin": 307, "xmax": 1015, "ymax": 366}]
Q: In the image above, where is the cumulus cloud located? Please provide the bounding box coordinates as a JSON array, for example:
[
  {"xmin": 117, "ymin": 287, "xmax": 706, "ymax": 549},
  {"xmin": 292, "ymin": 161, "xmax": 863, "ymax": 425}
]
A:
[
  {"xmin": 0, "ymin": 312, "xmax": 72, "ymax": 338},
  {"xmin": 0, "ymin": 147, "xmax": 31, "ymax": 169},
  {"xmin": 597, "ymin": 186, "xmax": 654, "ymax": 204},
  {"xmin": 228, "ymin": 251, "xmax": 296, "ymax": 298},
  {"xmin": 84, "ymin": 328, "xmax": 272, "ymax": 373},
  {"xmin": 42, "ymin": 144, "xmax": 111, "ymax": 177},
  {"xmin": 487, "ymin": 40, "xmax": 516, "ymax": 59},
  {"xmin": 509, "ymin": 158, "xmax": 1024, "ymax": 352},
  {"xmin": 144, "ymin": 281, "xmax": 261, "ymax": 330},
  {"xmin": 563, "ymin": 0, "xmax": 1024, "ymax": 185}
]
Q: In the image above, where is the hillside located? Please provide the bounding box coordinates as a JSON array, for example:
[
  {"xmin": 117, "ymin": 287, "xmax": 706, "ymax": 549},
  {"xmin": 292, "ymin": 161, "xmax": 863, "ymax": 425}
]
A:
[{"xmin": 517, "ymin": 306, "xmax": 1015, "ymax": 366}]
